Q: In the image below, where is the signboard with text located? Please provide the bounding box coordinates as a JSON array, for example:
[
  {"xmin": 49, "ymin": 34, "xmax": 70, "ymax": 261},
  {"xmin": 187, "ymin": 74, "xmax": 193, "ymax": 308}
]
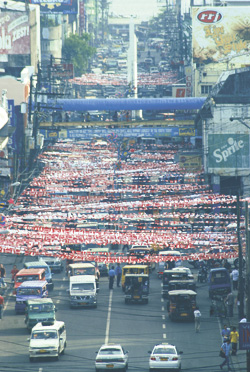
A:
[
  {"xmin": 31, "ymin": 0, "xmax": 78, "ymax": 14},
  {"xmin": 208, "ymin": 133, "xmax": 249, "ymax": 169},
  {"xmin": 239, "ymin": 322, "xmax": 250, "ymax": 350},
  {"xmin": 192, "ymin": 7, "xmax": 250, "ymax": 66},
  {"xmin": 0, "ymin": 13, "xmax": 30, "ymax": 55}
]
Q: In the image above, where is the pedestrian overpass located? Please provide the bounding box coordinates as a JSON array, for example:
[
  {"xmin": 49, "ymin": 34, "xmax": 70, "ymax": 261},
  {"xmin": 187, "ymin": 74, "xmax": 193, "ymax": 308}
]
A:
[{"xmin": 40, "ymin": 97, "xmax": 206, "ymax": 140}]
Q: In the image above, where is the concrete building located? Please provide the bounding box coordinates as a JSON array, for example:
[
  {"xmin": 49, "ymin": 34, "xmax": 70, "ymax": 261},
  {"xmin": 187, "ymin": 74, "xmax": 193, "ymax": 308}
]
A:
[{"xmin": 196, "ymin": 67, "xmax": 250, "ymax": 196}]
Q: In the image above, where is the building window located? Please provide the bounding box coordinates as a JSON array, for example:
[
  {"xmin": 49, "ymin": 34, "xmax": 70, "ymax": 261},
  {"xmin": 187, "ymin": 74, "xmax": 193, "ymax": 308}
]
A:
[{"xmin": 201, "ymin": 85, "xmax": 212, "ymax": 95}]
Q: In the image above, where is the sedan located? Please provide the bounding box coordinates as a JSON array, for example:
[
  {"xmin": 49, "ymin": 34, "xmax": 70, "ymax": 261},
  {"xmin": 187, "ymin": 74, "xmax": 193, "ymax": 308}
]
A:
[
  {"xmin": 149, "ymin": 343, "xmax": 182, "ymax": 371},
  {"xmin": 95, "ymin": 344, "xmax": 129, "ymax": 372}
]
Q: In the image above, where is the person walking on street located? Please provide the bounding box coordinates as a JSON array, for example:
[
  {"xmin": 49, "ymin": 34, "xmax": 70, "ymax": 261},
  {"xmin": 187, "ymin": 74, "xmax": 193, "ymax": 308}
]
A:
[
  {"xmin": 231, "ymin": 268, "xmax": 239, "ymax": 290},
  {"xmin": 115, "ymin": 263, "xmax": 122, "ymax": 287},
  {"xmin": 230, "ymin": 326, "xmax": 239, "ymax": 355},
  {"xmin": 0, "ymin": 264, "xmax": 6, "ymax": 287},
  {"xmin": 221, "ymin": 325, "xmax": 230, "ymax": 340},
  {"xmin": 0, "ymin": 295, "xmax": 4, "ymax": 319},
  {"xmin": 225, "ymin": 291, "xmax": 234, "ymax": 317},
  {"xmin": 194, "ymin": 306, "xmax": 201, "ymax": 333},
  {"xmin": 108, "ymin": 266, "xmax": 115, "ymax": 290},
  {"xmin": 11, "ymin": 265, "xmax": 18, "ymax": 282},
  {"xmin": 220, "ymin": 338, "xmax": 231, "ymax": 370}
]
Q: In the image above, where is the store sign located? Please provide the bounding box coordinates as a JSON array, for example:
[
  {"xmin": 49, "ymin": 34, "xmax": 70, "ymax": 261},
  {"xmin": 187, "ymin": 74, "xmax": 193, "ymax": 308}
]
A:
[
  {"xmin": 239, "ymin": 322, "xmax": 250, "ymax": 350},
  {"xmin": 0, "ymin": 13, "xmax": 30, "ymax": 55},
  {"xmin": 32, "ymin": 0, "xmax": 78, "ymax": 14},
  {"xmin": 208, "ymin": 134, "xmax": 249, "ymax": 169},
  {"xmin": 0, "ymin": 168, "xmax": 10, "ymax": 177}
]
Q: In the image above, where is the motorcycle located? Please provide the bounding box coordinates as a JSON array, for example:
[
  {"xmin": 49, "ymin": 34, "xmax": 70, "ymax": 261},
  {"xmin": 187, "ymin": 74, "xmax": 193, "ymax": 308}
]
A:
[{"xmin": 198, "ymin": 268, "xmax": 207, "ymax": 283}]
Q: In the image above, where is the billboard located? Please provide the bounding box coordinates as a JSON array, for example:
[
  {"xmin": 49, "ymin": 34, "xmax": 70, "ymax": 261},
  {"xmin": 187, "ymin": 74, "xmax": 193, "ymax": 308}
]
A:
[
  {"xmin": 208, "ymin": 134, "xmax": 249, "ymax": 169},
  {"xmin": 0, "ymin": 13, "xmax": 30, "ymax": 55},
  {"xmin": 30, "ymin": 0, "xmax": 78, "ymax": 14},
  {"xmin": 192, "ymin": 7, "xmax": 250, "ymax": 65},
  {"xmin": 239, "ymin": 322, "xmax": 250, "ymax": 350}
]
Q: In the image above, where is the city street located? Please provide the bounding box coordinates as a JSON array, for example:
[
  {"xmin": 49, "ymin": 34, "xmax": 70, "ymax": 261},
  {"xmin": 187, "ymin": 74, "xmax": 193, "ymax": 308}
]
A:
[{"xmin": 0, "ymin": 255, "xmax": 246, "ymax": 372}]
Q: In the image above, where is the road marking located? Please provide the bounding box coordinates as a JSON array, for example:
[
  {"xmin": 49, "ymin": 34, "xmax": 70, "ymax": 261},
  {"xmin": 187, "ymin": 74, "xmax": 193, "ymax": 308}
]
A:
[
  {"xmin": 161, "ymin": 298, "xmax": 164, "ymax": 302},
  {"xmin": 105, "ymin": 290, "xmax": 113, "ymax": 345},
  {"xmin": 162, "ymin": 324, "xmax": 166, "ymax": 329},
  {"xmin": 162, "ymin": 315, "xmax": 165, "ymax": 320},
  {"xmin": 163, "ymin": 333, "xmax": 166, "ymax": 339},
  {"xmin": 56, "ymin": 300, "xmax": 60, "ymax": 303},
  {"xmin": 59, "ymin": 292, "xmax": 62, "ymax": 296},
  {"xmin": 162, "ymin": 306, "xmax": 164, "ymax": 311}
]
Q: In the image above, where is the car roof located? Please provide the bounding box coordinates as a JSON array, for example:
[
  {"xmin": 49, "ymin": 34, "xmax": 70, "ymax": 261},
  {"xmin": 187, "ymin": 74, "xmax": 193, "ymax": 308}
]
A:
[
  {"xmin": 70, "ymin": 275, "xmax": 96, "ymax": 283},
  {"xmin": 32, "ymin": 320, "xmax": 64, "ymax": 331},
  {"xmin": 26, "ymin": 298, "xmax": 53, "ymax": 305},
  {"xmin": 18, "ymin": 280, "xmax": 47, "ymax": 288},
  {"xmin": 168, "ymin": 289, "xmax": 197, "ymax": 295},
  {"xmin": 69, "ymin": 263, "xmax": 95, "ymax": 268},
  {"xmin": 100, "ymin": 344, "xmax": 122, "ymax": 349}
]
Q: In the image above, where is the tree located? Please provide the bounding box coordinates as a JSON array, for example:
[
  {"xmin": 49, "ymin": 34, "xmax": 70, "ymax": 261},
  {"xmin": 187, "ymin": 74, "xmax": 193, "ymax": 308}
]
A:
[{"xmin": 62, "ymin": 33, "xmax": 96, "ymax": 76}]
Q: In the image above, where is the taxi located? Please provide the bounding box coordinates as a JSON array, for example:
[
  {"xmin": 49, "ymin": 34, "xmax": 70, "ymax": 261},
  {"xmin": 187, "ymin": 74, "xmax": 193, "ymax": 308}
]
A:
[{"xmin": 148, "ymin": 343, "xmax": 183, "ymax": 371}]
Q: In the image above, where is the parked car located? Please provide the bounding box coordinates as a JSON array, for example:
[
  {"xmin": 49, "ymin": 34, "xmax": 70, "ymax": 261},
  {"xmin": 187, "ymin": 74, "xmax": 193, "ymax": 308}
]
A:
[
  {"xmin": 148, "ymin": 343, "xmax": 183, "ymax": 371},
  {"xmin": 95, "ymin": 344, "xmax": 129, "ymax": 371}
]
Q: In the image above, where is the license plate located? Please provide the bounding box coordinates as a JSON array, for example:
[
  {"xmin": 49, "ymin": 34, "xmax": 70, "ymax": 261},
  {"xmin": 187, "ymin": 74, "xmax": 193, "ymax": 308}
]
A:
[
  {"xmin": 81, "ymin": 303, "xmax": 87, "ymax": 305},
  {"xmin": 106, "ymin": 364, "xmax": 114, "ymax": 368},
  {"xmin": 134, "ymin": 296, "xmax": 140, "ymax": 299},
  {"xmin": 160, "ymin": 357, "xmax": 168, "ymax": 361},
  {"xmin": 181, "ymin": 313, "xmax": 188, "ymax": 316},
  {"xmin": 39, "ymin": 350, "xmax": 47, "ymax": 353}
]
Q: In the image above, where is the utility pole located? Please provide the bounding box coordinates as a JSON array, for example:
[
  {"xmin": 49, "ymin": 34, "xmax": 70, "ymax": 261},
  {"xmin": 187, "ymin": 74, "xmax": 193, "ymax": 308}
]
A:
[
  {"xmin": 237, "ymin": 193, "xmax": 244, "ymax": 319},
  {"xmin": 245, "ymin": 201, "xmax": 250, "ymax": 369}
]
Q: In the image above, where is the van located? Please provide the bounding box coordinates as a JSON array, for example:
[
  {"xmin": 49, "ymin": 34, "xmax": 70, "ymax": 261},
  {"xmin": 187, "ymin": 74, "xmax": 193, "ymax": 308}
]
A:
[
  {"xmin": 14, "ymin": 269, "xmax": 46, "ymax": 295},
  {"xmin": 69, "ymin": 275, "xmax": 97, "ymax": 308},
  {"xmin": 15, "ymin": 281, "xmax": 48, "ymax": 314},
  {"xmin": 208, "ymin": 268, "xmax": 231, "ymax": 299},
  {"xmin": 29, "ymin": 320, "xmax": 66, "ymax": 361},
  {"xmin": 25, "ymin": 261, "xmax": 54, "ymax": 291},
  {"xmin": 121, "ymin": 265, "xmax": 149, "ymax": 290},
  {"xmin": 25, "ymin": 298, "xmax": 56, "ymax": 331}
]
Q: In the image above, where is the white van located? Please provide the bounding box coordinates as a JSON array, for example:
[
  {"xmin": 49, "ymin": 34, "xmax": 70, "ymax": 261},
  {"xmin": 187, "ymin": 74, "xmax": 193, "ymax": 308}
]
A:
[
  {"xmin": 29, "ymin": 320, "xmax": 66, "ymax": 361},
  {"xmin": 69, "ymin": 275, "xmax": 97, "ymax": 308}
]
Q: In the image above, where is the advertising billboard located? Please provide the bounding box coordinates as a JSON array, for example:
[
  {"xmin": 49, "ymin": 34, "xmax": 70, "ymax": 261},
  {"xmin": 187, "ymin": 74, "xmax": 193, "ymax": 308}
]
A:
[
  {"xmin": 0, "ymin": 13, "xmax": 30, "ymax": 55},
  {"xmin": 192, "ymin": 7, "xmax": 250, "ymax": 66},
  {"xmin": 239, "ymin": 322, "xmax": 250, "ymax": 350},
  {"xmin": 30, "ymin": 0, "xmax": 78, "ymax": 14},
  {"xmin": 208, "ymin": 133, "xmax": 249, "ymax": 169}
]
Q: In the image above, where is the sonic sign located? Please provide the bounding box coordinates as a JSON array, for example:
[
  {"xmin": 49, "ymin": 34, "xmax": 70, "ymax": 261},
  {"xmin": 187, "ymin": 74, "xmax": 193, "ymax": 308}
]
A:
[{"xmin": 192, "ymin": 7, "xmax": 250, "ymax": 65}]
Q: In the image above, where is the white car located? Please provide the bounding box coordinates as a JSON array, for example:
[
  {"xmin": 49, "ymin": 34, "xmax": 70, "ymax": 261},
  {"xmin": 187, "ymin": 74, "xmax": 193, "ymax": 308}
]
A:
[
  {"xmin": 95, "ymin": 344, "xmax": 129, "ymax": 371},
  {"xmin": 149, "ymin": 343, "xmax": 182, "ymax": 371}
]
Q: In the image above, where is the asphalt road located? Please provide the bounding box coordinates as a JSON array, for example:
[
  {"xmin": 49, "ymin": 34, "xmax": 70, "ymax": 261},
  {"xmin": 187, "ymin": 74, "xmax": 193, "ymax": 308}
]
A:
[{"xmin": 0, "ymin": 256, "xmax": 246, "ymax": 372}]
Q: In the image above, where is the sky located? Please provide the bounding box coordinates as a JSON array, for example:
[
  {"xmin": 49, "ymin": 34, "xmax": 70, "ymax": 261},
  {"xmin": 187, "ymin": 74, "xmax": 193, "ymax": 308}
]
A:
[{"xmin": 109, "ymin": 0, "xmax": 165, "ymax": 21}]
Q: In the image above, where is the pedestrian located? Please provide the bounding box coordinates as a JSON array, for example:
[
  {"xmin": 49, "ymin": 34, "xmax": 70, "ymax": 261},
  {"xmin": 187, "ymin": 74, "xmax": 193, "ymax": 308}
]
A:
[
  {"xmin": 0, "ymin": 264, "xmax": 6, "ymax": 287},
  {"xmin": 221, "ymin": 325, "xmax": 230, "ymax": 340},
  {"xmin": 115, "ymin": 263, "xmax": 122, "ymax": 287},
  {"xmin": 220, "ymin": 338, "xmax": 231, "ymax": 370},
  {"xmin": 0, "ymin": 294, "xmax": 3, "ymax": 319},
  {"xmin": 194, "ymin": 306, "xmax": 201, "ymax": 333},
  {"xmin": 108, "ymin": 265, "xmax": 115, "ymax": 290},
  {"xmin": 231, "ymin": 268, "xmax": 239, "ymax": 290},
  {"xmin": 11, "ymin": 265, "xmax": 18, "ymax": 282},
  {"xmin": 230, "ymin": 326, "xmax": 239, "ymax": 355},
  {"xmin": 225, "ymin": 291, "xmax": 234, "ymax": 317}
]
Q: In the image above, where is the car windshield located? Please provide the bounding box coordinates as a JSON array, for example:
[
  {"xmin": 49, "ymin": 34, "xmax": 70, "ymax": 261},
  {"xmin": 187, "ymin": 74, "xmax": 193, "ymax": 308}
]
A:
[
  {"xmin": 72, "ymin": 283, "xmax": 94, "ymax": 290},
  {"xmin": 16, "ymin": 275, "xmax": 39, "ymax": 283},
  {"xmin": 32, "ymin": 331, "xmax": 57, "ymax": 339},
  {"xmin": 17, "ymin": 288, "xmax": 41, "ymax": 295},
  {"xmin": 29, "ymin": 304, "xmax": 54, "ymax": 313},
  {"xmin": 99, "ymin": 348, "xmax": 122, "ymax": 355},
  {"xmin": 73, "ymin": 268, "xmax": 95, "ymax": 275},
  {"xmin": 154, "ymin": 347, "xmax": 176, "ymax": 354}
]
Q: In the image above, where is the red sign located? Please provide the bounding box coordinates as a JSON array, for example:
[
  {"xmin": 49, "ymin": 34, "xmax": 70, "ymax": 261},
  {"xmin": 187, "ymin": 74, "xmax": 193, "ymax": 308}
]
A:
[
  {"xmin": 52, "ymin": 63, "xmax": 74, "ymax": 79},
  {"xmin": 0, "ymin": 12, "xmax": 30, "ymax": 55},
  {"xmin": 197, "ymin": 10, "xmax": 222, "ymax": 24}
]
